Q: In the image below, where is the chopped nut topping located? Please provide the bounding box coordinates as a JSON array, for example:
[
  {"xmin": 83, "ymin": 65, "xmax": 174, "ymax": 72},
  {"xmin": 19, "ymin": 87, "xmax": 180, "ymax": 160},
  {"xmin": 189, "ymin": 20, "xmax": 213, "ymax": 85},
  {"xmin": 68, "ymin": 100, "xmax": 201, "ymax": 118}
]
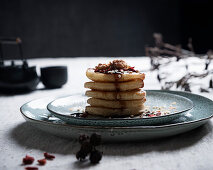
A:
[
  {"xmin": 94, "ymin": 60, "xmax": 138, "ymax": 74},
  {"xmin": 140, "ymin": 103, "xmax": 178, "ymax": 118},
  {"xmin": 111, "ymin": 60, "xmax": 128, "ymax": 70}
]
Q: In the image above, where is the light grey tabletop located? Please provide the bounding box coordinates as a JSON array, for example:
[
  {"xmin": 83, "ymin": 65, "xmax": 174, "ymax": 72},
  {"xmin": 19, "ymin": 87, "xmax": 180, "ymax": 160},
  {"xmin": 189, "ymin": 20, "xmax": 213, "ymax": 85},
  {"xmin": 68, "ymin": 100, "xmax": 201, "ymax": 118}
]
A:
[{"xmin": 0, "ymin": 57, "xmax": 213, "ymax": 170}]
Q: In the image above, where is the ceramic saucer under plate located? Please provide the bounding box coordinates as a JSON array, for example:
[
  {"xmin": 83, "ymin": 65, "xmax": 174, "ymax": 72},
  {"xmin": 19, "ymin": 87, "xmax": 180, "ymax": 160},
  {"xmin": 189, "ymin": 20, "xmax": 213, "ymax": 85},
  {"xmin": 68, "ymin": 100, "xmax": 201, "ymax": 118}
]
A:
[
  {"xmin": 47, "ymin": 91, "xmax": 193, "ymax": 126},
  {"xmin": 21, "ymin": 90, "xmax": 213, "ymax": 142}
]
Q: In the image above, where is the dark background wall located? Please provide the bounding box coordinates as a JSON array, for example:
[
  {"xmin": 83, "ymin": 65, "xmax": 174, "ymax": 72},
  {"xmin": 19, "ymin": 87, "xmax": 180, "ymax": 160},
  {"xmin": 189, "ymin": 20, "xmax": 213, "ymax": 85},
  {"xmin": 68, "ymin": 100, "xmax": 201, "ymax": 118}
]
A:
[{"xmin": 0, "ymin": 0, "xmax": 212, "ymax": 59}]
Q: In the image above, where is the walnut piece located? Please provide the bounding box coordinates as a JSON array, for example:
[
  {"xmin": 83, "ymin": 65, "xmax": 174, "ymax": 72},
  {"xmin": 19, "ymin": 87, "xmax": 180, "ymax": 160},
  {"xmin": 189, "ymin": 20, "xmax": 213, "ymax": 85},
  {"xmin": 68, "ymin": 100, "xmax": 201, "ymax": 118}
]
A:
[
  {"xmin": 111, "ymin": 60, "xmax": 128, "ymax": 70},
  {"xmin": 95, "ymin": 64, "xmax": 109, "ymax": 70}
]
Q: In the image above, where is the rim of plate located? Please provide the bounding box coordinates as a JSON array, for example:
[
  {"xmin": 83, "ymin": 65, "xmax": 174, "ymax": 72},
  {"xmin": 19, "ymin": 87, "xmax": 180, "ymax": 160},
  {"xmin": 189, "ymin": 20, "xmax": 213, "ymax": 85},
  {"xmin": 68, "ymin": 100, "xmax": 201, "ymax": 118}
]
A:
[
  {"xmin": 20, "ymin": 90, "xmax": 213, "ymax": 129},
  {"xmin": 47, "ymin": 91, "xmax": 194, "ymax": 120}
]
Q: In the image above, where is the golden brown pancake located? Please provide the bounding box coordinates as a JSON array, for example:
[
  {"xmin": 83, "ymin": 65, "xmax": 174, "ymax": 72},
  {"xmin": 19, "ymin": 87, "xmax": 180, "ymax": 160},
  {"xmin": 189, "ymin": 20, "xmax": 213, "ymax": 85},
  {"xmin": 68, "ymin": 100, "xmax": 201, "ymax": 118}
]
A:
[
  {"xmin": 84, "ymin": 79, "xmax": 144, "ymax": 91},
  {"xmin": 86, "ymin": 68, "xmax": 145, "ymax": 82},
  {"xmin": 87, "ymin": 97, "xmax": 146, "ymax": 109},
  {"xmin": 85, "ymin": 89, "xmax": 146, "ymax": 100},
  {"xmin": 85, "ymin": 105, "xmax": 145, "ymax": 117}
]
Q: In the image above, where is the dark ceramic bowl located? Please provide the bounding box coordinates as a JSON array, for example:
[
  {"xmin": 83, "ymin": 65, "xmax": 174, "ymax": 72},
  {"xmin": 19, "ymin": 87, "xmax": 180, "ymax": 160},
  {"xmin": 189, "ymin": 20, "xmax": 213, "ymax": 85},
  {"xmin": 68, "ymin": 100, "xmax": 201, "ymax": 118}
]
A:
[{"xmin": 40, "ymin": 66, "xmax": 68, "ymax": 88}]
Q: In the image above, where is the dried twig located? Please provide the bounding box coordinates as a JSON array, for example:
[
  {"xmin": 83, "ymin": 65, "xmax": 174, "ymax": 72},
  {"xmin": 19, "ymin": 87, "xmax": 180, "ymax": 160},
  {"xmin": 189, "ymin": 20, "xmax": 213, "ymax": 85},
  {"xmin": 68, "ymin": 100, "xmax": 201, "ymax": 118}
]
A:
[{"xmin": 145, "ymin": 33, "xmax": 213, "ymax": 92}]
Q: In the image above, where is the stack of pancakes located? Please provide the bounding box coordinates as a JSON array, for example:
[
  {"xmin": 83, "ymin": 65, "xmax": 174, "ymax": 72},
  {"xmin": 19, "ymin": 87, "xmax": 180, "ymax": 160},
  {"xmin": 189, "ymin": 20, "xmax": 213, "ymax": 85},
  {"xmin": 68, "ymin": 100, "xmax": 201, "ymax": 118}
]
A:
[{"xmin": 84, "ymin": 60, "xmax": 146, "ymax": 117}]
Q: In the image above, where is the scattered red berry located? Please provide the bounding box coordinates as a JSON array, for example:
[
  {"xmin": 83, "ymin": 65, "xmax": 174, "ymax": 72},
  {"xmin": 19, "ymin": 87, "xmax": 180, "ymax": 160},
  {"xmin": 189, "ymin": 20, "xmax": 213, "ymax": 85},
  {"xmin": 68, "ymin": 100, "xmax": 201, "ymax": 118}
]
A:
[
  {"xmin": 44, "ymin": 152, "xmax": 55, "ymax": 160},
  {"xmin": 128, "ymin": 66, "xmax": 136, "ymax": 72},
  {"xmin": 156, "ymin": 112, "xmax": 161, "ymax": 116},
  {"xmin": 23, "ymin": 155, "xmax": 35, "ymax": 165},
  {"xmin": 37, "ymin": 158, "xmax": 46, "ymax": 165},
  {"xmin": 148, "ymin": 114, "xmax": 156, "ymax": 117},
  {"xmin": 25, "ymin": 167, "xmax": 38, "ymax": 170}
]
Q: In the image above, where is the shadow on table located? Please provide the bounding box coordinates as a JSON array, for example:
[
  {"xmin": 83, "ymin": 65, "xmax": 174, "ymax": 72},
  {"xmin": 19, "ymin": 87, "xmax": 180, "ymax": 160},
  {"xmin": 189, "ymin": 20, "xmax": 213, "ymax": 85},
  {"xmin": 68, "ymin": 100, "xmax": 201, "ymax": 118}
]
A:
[
  {"xmin": 10, "ymin": 122, "xmax": 79, "ymax": 155},
  {"xmin": 10, "ymin": 121, "xmax": 212, "ymax": 156},
  {"xmin": 103, "ymin": 123, "xmax": 213, "ymax": 156},
  {"xmin": 102, "ymin": 121, "xmax": 213, "ymax": 156}
]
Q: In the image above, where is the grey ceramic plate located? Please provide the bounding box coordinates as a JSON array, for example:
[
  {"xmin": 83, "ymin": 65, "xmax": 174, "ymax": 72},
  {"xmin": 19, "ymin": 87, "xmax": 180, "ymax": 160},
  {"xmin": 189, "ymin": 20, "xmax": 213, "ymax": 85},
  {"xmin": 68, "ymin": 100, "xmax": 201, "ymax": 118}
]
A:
[
  {"xmin": 47, "ymin": 91, "xmax": 193, "ymax": 126},
  {"xmin": 20, "ymin": 90, "xmax": 213, "ymax": 142}
]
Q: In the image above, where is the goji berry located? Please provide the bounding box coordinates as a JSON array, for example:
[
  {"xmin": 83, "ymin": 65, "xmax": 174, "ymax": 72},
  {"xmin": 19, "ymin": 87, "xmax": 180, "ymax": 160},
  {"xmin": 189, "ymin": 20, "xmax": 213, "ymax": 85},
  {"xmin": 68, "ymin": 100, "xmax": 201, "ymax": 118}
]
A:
[
  {"xmin": 44, "ymin": 152, "xmax": 55, "ymax": 160},
  {"xmin": 37, "ymin": 158, "xmax": 46, "ymax": 165},
  {"xmin": 23, "ymin": 155, "xmax": 34, "ymax": 165},
  {"xmin": 25, "ymin": 167, "xmax": 38, "ymax": 170}
]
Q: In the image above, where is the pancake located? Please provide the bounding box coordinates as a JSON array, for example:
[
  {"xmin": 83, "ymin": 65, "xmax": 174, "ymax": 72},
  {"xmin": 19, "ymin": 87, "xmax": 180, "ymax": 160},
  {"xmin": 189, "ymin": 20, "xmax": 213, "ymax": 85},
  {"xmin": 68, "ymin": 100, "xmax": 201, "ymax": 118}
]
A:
[
  {"xmin": 87, "ymin": 97, "xmax": 146, "ymax": 109},
  {"xmin": 84, "ymin": 59, "xmax": 146, "ymax": 117},
  {"xmin": 86, "ymin": 68, "xmax": 145, "ymax": 82},
  {"xmin": 85, "ymin": 89, "xmax": 146, "ymax": 100},
  {"xmin": 84, "ymin": 79, "xmax": 144, "ymax": 91},
  {"xmin": 85, "ymin": 105, "xmax": 145, "ymax": 117}
]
